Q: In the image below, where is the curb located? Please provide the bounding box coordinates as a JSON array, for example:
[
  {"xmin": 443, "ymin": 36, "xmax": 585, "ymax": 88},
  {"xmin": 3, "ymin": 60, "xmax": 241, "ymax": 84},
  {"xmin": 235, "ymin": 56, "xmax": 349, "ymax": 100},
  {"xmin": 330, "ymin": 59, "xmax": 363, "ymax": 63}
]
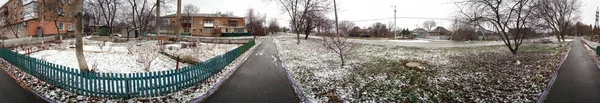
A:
[
  {"xmin": 580, "ymin": 39, "xmax": 600, "ymax": 69},
  {"xmin": 0, "ymin": 60, "xmax": 55, "ymax": 103},
  {"xmin": 190, "ymin": 39, "xmax": 262, "ymax": 103},
  {"xmin": 536, "ymin": 41, "xmax": 572, "ymax": 103},
  {"xmin": 272, "ymin": 37, "xmax": 310, "ymax": 103}
]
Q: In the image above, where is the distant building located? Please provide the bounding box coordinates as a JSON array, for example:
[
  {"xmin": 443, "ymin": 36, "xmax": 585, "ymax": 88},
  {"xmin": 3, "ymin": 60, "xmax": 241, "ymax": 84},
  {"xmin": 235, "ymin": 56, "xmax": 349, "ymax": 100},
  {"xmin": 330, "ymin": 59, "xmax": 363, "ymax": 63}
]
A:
[
  {"xmin": 160, "ymin": 13, "xmax": 247, "ymax": 36},
  {"xmin": 411, "ymin": 28, "xmax": 428, "ymax": 37},
  {"xmin": 428, "ymin": 27, "xmax": 451, "ymax": 36},
  {"xmin": 0, "ymin": 0, "xmax": 77, "ymax": 38}
]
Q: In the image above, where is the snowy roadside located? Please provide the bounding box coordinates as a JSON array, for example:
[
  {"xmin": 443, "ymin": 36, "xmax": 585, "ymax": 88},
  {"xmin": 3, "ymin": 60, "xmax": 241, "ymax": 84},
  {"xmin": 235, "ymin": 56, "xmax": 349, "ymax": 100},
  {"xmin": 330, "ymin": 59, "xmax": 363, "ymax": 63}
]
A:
[
  {"xmin": 0, "ymin": 38, "xmax": 263, "ymax": 102},
  {"xmin": 274, "ymin": 34, "xmax": 570, "ymax": 102}
]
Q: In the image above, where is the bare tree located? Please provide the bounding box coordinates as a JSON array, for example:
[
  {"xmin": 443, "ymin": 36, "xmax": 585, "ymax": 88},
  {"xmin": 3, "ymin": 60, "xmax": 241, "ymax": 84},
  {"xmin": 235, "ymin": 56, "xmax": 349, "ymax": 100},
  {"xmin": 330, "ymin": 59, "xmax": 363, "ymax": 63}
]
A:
[
  {"xmin": 3, "ymin": 2, "xmax": 25, "ymax": 38},
  {"xmin": 369, "ymin": 22, "xmax": 390, "ymax": 37},
  {"xmin": 75, "ymin": 0, "xmax": 90, "ymax": 72},
  {"xmin": 423, "ymin": 20, "xmax": 436, "ymax": 32},
  {"xmin": 246, "ymin": 8, "xmax": 266, "ymax": 36},
  {"xmin": 534, "ymin": 0, "xmax": 581, "ymax": 42},
  {"xmin": 124, "ymin": 0, "xmax": 158, "ymax": 41},
  {"xmin": 182, "ymin": 4, "xmax": 199, "ymax": 36},
  {"xmin": 136, "ymin": 47, "xmax": 158, "ymax": 71},
  {"xmin": 273, "ymin": 0, "xmax": 330, "ymax": 44},
  {"xmin": 322, "ymin": 33, "xmax": 358, "ymax": 67},
  {"xmin": 456, "ymin": 0, "xmax": 536, "ymax": 55},
  {"xmin": 338, "ymin": 20, "xmax": 355, "ymax": 35},
  {"xmin": 39, "ymin": 0, "xmax": 78, "ymax": 40},
  {"xmin": 93, "ymin": 0, "xmax": 120, "ymax": 37},
  {"xmin": 268, "ymin": 18, "xmax": 280, "ymax": 34}
]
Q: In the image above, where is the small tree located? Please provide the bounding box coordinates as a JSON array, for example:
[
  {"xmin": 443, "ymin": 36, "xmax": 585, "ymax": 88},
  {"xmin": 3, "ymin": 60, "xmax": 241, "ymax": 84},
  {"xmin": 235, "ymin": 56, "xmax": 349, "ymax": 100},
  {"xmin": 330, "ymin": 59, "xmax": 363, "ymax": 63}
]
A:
[
  {"xmin": 423, "ymin": 20, "xmax": 437, "ymax": 31},
  {"xmin": 136, "ymin": 47, "xmax": 158, "ymax": 71},
  {"xmin": 322, "ymin": 33, "xmax": 358, "ymax": 67}
]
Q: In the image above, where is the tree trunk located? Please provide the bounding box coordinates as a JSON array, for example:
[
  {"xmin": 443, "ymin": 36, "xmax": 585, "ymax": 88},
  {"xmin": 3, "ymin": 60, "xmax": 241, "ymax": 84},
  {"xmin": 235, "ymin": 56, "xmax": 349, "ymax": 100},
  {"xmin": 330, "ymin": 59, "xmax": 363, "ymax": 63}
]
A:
[
  {"xmin": 156, "ymin": 0, "xmax": 161, "ymax": 36},
  {"xmin": 175, "ymin": 0, "xmax": 181, "ymax": 42},
  {"xmin": 296, "ymin": 32, "xmax": 300, "ymax": 44},
  {"xmin": 75, "ymin": 0, "xmax": 89, "ymax": 72}
]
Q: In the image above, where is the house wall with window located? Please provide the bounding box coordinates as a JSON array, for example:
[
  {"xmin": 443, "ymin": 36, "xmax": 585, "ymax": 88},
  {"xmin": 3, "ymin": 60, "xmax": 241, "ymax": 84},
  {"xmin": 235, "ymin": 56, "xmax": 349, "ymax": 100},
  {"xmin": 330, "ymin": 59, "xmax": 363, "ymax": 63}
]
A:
[
  {"xmin": 0, "ymin": 0, "xmax": 76, "ymax": 38},
  {"xmin": 160, "ymin": 13, "xmax": 247, "ymax": 37}
]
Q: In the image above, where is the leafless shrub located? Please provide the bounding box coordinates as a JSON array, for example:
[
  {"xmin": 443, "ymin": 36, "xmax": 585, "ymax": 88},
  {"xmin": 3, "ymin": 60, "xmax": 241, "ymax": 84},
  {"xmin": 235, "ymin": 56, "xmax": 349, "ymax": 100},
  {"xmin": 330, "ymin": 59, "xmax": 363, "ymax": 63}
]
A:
[
  {"xmin": 97, "ymin": 40, "xmax": 107, "ymax": 52},
  {"xmin": 126, "ymin": 43, "xmax": 135, "ymax": 55},
  {"xmin": 322, "ymin": 33, "xmax": 359, "ymax": 67},
  {"xmin": 136, "ymin": 47, "xmax": 158, "ymax": 71},
  {"xmin": 90, "ymin": 62, "xmax": 98, "ymax": 72}
]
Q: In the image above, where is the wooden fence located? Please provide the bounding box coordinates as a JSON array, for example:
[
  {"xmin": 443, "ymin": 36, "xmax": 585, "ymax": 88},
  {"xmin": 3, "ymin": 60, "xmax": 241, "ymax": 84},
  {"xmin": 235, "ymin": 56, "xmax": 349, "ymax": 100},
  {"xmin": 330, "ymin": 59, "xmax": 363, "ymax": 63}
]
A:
[{"xmin": 0, "ymin": 39, "xmax": 255, "ymax": 98}]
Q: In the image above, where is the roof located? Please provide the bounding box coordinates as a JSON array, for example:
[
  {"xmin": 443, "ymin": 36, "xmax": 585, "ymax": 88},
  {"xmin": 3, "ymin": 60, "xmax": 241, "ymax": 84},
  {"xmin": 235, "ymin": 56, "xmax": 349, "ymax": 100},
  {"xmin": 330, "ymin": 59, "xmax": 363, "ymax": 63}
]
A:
[
  {"xmin": 430, "ymin": 27, "xmax": 451, "ymax": 33},
  {"xmin": 161, "ymin": 13, "xmax": 244, "ymax": 19},
  {"xmin": 411, "ymin": 28, "xmax": 427, "ymax": 33}
]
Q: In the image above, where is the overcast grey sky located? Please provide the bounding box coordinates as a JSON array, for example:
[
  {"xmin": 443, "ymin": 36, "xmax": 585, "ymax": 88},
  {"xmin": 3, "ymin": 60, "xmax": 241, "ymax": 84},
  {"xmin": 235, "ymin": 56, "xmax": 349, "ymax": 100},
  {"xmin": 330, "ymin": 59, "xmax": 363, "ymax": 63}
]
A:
[{"xmin": 2, "ymin": 0, "xmax": 598, "ymax": 30}]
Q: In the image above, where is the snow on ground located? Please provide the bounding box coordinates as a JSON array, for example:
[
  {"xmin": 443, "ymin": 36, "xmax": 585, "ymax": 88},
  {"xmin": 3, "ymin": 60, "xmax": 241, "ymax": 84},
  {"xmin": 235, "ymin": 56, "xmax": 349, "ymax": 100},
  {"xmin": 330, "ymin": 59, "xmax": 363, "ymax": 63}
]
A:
[
  {"xmin": 24, "ymin": 38, "xmax": 239, "ymax": 73},
  {"xmin": 163, "ymin": 42, "xmax": 240, "ymax": 62},
  {"xmin": 274, "ymin": 34, "xmax": 570, "ymax": 102},
  {"xmin": 0, "ymin": 37, "xmax": 264, "ymax": 102}
]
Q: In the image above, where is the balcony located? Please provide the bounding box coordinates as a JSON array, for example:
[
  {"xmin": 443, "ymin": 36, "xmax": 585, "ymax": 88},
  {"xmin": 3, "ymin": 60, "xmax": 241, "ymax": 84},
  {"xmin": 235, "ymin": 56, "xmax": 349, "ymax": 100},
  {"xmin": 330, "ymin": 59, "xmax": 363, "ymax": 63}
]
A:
[{"xmin": 204, "ymin": 23, "xmax": 214, "ymax": 27}]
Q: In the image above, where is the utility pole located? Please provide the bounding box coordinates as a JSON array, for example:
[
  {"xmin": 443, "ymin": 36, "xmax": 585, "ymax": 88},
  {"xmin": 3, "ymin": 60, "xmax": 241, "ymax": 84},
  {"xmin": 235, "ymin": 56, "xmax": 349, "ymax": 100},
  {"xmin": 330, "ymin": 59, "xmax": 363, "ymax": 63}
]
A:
[
  {"xmin": 595, "ymin": 7, "xmax": 599, "ymax": 35},
  {"xmin": 156, "ymin": 0, "xmax": 160, "ymax": 36},
  {"xmin": 334, "ymin": 0, "xmax": 339, "ymax": 35},
  {"xmin": 392, "ymin": 5, "xmax": 396, "ymax": 38},
  {"xmin": 175, "ymin": 0, "xmax": 181, "ymax": 42}
]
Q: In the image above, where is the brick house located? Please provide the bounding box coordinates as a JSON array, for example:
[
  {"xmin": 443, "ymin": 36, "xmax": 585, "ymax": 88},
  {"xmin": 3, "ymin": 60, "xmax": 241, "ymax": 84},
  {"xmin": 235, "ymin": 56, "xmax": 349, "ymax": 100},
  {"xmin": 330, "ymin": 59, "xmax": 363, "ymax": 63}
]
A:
[
  {"xmin": 160, "ymin": 13, "xmax": 247, "ymax": 37},
  {"xmin": 0, "ymin": 0, "xmax": 77, "ymax": 38}
]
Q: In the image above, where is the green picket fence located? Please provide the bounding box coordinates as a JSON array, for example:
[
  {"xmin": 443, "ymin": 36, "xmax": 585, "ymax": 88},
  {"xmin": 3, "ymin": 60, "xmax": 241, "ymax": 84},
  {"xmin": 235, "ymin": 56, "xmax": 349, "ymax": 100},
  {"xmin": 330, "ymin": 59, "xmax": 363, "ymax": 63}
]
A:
[{"xmin": 0, "ymin": 39, "xmax": 255, "ymax": 98}]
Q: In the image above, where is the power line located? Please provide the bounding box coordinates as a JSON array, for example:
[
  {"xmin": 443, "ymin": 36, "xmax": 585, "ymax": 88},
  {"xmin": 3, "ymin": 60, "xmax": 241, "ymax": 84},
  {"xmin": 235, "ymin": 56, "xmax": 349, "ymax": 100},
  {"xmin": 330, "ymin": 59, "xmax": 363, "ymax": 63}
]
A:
[{"xmin": 351, "ymin": 17, "xmax": 453, "ymax": 22}]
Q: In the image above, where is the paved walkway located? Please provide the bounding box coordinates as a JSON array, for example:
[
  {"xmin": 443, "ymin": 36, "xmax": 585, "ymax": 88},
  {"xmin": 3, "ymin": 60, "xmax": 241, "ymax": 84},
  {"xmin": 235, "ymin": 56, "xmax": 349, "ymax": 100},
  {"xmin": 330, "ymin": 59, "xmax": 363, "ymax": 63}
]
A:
[
  {"xmin": 0, "ymin": 63, "xmax": 46, "ymax": 103},
  {"xmin": 203, "ymin": 36, "xmax": 300, "ymax": 103},
  {"xmin": 544, "ymin": 39, "xmax": 600, "ymax": 103}
]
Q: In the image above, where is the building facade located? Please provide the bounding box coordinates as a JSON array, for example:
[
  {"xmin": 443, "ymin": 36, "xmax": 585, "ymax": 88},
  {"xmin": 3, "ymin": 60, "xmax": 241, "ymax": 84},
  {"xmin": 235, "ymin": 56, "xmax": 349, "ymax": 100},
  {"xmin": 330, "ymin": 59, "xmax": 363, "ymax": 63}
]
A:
[
  {"xmin": 160, "ymin": 13, "xmax": 247, "ymax": 37},
  {"xmin": 0, "ymin": 0, "xmax": 77, "ymax": 38}
]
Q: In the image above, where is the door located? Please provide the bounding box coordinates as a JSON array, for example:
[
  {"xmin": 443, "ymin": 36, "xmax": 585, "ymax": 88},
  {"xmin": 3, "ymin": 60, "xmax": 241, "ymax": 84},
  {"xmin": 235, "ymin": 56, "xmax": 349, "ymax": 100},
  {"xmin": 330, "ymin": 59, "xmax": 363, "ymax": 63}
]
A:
[{"xmin": 37, "ymin": 27, "xmax": 43, "ymax": 37}]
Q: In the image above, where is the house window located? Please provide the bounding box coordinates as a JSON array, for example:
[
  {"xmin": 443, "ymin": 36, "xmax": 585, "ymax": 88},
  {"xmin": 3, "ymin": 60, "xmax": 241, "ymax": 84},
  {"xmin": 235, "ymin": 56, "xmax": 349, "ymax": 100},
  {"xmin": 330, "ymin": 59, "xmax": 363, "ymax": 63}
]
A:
[
  {"xmin": 206, "ymin": 28, "xmax": 212, "ymax": 33},
  {"xmin": 68, "ymin": 0, "xmax": 72, "ymax": 4},
  {"xmin": 68, "ymin": 23, "xmax": 72, "ymax": 31},
  {"xmin": 192, "ymin": 29, "xmax": 196, "ymax": 32},
  {"xmin": 234, "ymin": 28, "xmax": 244, "ymax": 33},
  {"xmin": 198, "ymin": 29, "xmax": 202, "ymax": 32},
  {"xmin": 184, "ymin": 27, "xmax": 190, "ymax": 32},
  {"xmin": 204, "ymin": 20, "xmax": 212, "ymax": 24},
  {"xmin": 198, "ymin": 20, "xmax": 202, "ymax": 24},
  {"xmin": 58, "ymin": 22, "xmax": 64, "ymax": 30},
  {"xmin": 68, "ymin": 12, "xmax": 72, "ymax": 18},
  {"xmin": 226, "ymin": 29, "xmax": 230, "ymax": 33},
  {"xmin": 56, "ymin": 8, "xmax": 64, "ymax": 16}
]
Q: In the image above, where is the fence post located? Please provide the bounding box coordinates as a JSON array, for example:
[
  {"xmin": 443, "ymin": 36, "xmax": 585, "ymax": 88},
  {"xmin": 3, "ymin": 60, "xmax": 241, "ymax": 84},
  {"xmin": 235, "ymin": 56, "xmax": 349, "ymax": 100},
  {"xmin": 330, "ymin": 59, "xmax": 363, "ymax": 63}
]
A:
[{"xmin": 126, "ymin": 74, "xmax": 131, "ymax": 99}]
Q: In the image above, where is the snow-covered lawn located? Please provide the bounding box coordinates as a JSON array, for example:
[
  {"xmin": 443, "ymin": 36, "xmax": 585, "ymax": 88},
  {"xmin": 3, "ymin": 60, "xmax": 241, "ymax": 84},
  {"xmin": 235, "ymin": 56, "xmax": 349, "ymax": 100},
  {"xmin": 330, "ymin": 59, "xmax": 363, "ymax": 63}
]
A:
[
  {"xmin": 274, "ymin": 34, "xmax": 570, "ymax": 102},
  {"xmin": 22, "ymin": 38, "xmax": 239, "ymax": 73},
  {"xmin": 0, "ymin": 37, "xmax": 264, "ymax": 102}
]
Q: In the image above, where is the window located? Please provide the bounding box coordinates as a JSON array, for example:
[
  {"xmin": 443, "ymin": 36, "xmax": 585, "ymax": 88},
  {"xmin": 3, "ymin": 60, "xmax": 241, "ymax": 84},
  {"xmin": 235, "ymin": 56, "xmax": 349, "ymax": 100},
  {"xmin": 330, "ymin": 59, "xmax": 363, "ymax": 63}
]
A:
[
  {"xmin": 215, "ymin": 20, "xmax": 219, "ymax": 25},
  {"xmin": 56, "ymin": 8, "xmax": 64, "ymax": 16},
  {"xmin": 198, "ymin": 29, "xmax": 202, "ymax": 32},
  {"xmin": 184, "ymin": 27, "xmax": 190, "ymax": 32},
  {"xmin": 58, "ymin": 22, "xmax": 64, "ymax": 30},
  {"xmin": 206, "ymin": 28, "xmax": 212, "ymax": 33},
  {"xmin": 226, "ymin": 29, "xmax": 230, "ymax": 33},
  {"xmin": 192, "ymin": 29, "xmax": 196, "ymax": 32},
  {"xmin": 68, "ymin": 0, "xmax": 72, "ymax": 4},
  {"xmin": 68, "ymin": 23, "xmax": 72, "ymax": 31},
  {"xmin": 234, "ymin": 28, "xmax": 244, "ymax": 33},
  {"xmin": 198, "ymin": 20, "xmax": 202, "ymax": 24},
  {"xmin": 68, "ymin": 12, "xmax": 72, "ymax": 18},
  {"xmin": 204, "ymin": 20, "xmax": 213, "ymax": 24}
]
